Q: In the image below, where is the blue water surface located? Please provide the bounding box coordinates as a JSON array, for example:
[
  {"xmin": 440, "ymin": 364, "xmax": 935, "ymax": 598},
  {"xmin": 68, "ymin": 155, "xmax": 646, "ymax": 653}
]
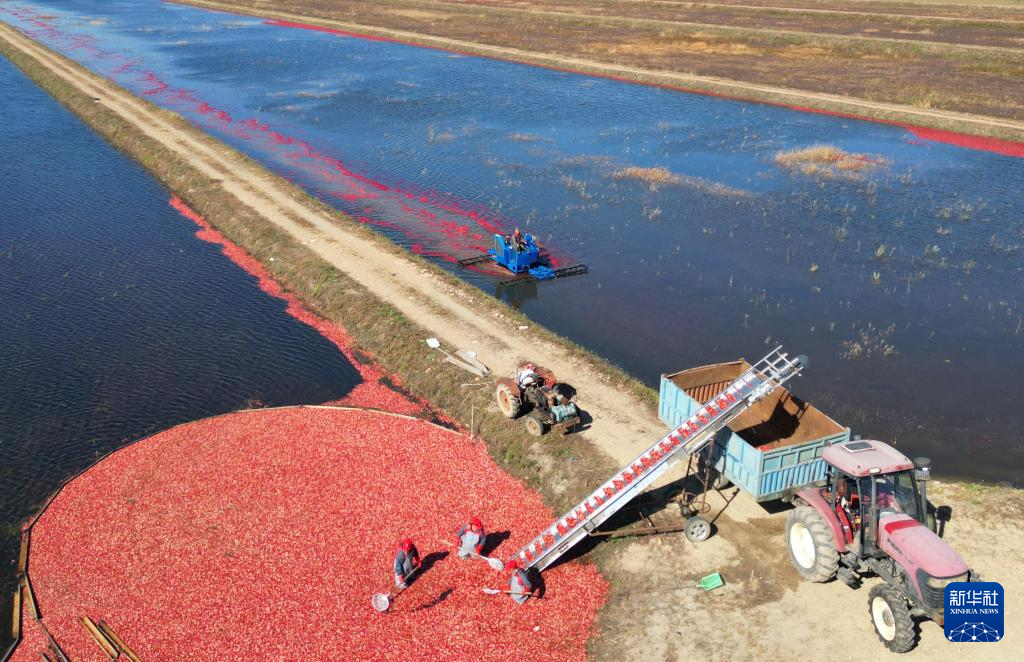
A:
[
  {"xmin": 2, "ymin": 0, "xmax": 1022, "ymax": 483},
  {"xmin": 0, "ymin": 49, "xmax": 360, "ymax": 642}
]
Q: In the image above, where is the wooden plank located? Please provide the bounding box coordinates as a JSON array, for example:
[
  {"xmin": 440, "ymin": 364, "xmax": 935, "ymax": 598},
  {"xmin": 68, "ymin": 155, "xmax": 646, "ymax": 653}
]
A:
[
  {"xmin": 41, "ymin": 623, "xmax": 70, "ymax": 662},
  {"xmin": 81, "ymin": 615, "xmax": 119, "ymax": 659},
  {"xmin": 98, "ymin": 621, "xmax": 142, "ymax": 662},
  {"xmin": 443, "ymin": 354, "xmax": 486, "ymax": 377},
  {"xmin": 11, "ymin": 587, "xmax": 21, "ymax": 640},
  {"xmin": 588, "ymin": 525, "xmax": 686, "ymax": 538},
  {"xmin": 18, "ymin": 532, "xmax": 29, "ymax": 575},
  {"xmin": 21, "ymin": 575, "xmax": 39, "ymax": 620},
  {"xmin": 45, "ymin": 638, "xmax": 70, "ymax": 662},
  {"xmin": 454, "ymin": 350, "xmax": 489, "ymax": 375}
]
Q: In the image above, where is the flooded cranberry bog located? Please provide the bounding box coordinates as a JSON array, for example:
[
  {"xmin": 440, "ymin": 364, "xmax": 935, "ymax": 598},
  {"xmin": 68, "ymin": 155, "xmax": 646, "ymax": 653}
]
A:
[{"xmin": 3, "ymin": 3, "xmax": 1023, "ymax": 482}]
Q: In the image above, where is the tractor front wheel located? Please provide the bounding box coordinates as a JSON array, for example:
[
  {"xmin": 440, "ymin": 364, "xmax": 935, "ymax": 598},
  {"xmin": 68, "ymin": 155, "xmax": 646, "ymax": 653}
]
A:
[
  {"xmin": 785, "ymin": 506, "xmax": 839, "ymax": 582},
  {"xmin": 868, "ymin": 584, "xmax": 918, "ymax": 653},
  {"xmin": 524, "ymin": 413, "xmax": 546, "ymax": 437},
  {"xmin": 496, "ymin": 382, "xmax": 522, "ymax": 419}
]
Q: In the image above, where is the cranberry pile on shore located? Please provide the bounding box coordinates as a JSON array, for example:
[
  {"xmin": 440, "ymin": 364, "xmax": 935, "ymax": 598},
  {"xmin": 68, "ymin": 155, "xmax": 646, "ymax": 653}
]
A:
[{"xmin": 15, "ymin": 407, "xmax": 605, "ymax": 660}]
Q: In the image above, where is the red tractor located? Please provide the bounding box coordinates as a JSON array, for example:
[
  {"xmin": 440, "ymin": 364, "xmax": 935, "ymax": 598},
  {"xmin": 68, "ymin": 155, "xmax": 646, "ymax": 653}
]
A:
[
  {"xmin": 785, "ymin": 439, "xmax": 981, "ymax": 652},
  {"xmin": 495, "ymin": 363, "xmax": 580, "ymax": 436}
]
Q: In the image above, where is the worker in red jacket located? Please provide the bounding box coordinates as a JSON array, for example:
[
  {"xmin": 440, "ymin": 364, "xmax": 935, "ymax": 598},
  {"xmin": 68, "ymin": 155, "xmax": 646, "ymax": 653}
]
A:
[
  {"xmin": 508, "ymin": 559, "xmax": 533, "ymax": 605},
  {"xmin": 456, "ymin": 516, "xmax": 487, "ymax": 559},
  {"xmin": 509, "ymin": 228, "xmax": 526, "ymax": 253},
  {"xmin": 393, "ymin": 538, "xmax": 422, "ymax": 589}
]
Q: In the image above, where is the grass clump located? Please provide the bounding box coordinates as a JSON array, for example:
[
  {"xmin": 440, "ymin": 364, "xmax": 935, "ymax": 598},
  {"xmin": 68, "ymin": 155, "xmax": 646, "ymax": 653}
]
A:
[
  {"xmin": 611, "ymin": 166, "xmax": 681, "ymax": 189},
  {"xmin": 774, "ymin": 143, "xmax": 888, "ymax": 180}
]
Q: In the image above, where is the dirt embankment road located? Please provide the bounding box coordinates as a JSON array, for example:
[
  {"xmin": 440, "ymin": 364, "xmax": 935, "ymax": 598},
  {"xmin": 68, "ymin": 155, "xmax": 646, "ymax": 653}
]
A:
[
  {"xmin": 3, "ymin": 18, "xmax": 1022, "ymax": 662},
  {"xmin": 173, "ymin": 0, "xmax": 1024, "ymax": 137}
]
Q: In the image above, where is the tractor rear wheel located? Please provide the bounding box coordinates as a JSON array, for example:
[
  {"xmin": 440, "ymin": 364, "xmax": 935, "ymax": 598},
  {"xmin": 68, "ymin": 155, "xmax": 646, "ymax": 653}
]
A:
[
  {"xmin": 868, "ymin": 584, "xmax": 918, "ymax": 653},
  {"xmin": 524, "ymin": 414, "xmax": 546, "ymax": 437},
  {"xmin": 496, "ymin": 382, "xmax": 521, "ymax": 419},
  {"xmin": 785, "ymin": 506, "xmax": 839, "ymax": 582}
]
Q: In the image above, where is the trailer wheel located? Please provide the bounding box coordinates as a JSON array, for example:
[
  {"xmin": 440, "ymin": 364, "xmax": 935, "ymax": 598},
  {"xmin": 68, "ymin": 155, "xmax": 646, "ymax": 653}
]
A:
[
  {"xmin": 868, "ymin": 584, "xmax": 918, "ymax": 653},
  {"xmin": 698, "ymin": 451, "xmax": 731, "ymax": 490},
  {"xmin": 524, "ymin": 414, "xmax": 546, "ymax": 437},
  {"xmin": 684, "ymin": 516, "xmax": 712, "ymax": 543},
  {"xmin": 496, "ymin": 383, "xmax": 521, "ymax": 419},
  {"xmin": 785, "ymin": 506, "xmax": 838, "ymax": 582}
]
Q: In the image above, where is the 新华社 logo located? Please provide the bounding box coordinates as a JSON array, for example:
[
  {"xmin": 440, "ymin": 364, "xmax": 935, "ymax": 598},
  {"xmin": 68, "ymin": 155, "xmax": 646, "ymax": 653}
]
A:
[{"xmin": 945, "ymin": 582, "xmax": 1003, "ymax": 643}]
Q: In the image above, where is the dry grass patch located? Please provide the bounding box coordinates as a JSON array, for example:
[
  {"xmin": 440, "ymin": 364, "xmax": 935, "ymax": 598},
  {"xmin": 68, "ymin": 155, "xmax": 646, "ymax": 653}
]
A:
[
  {"xmin": 612, "ymin": 165, "xmax": 681, "ymax": 189},
  {"xmin": 587, "ymin": 39, "xmax": 764, "ymax": 57},
  {"xmin": 779, "ymin": 44, "xmax": 833, "ymax": 60},
  {"xmin": 609, "ymin": 166, "xmax": 748, "ymax": 196},
  {"xmin": 774, "ymin": 143, "xmax": 888, "ymax": 180},
  {"xmin": 386, "ymin": 8, "xmax": 446, "ymax": 21}
]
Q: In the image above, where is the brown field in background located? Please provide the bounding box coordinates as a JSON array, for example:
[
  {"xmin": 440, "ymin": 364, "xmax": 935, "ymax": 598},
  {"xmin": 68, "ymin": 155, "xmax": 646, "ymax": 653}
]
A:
[{"xmin": 173, "ymin": 0, "xmax": 1024, "ymax": 135}]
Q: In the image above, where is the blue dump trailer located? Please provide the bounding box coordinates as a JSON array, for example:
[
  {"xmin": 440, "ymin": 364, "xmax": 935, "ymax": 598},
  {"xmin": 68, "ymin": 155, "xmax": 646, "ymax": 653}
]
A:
[{"xmin": 659, "ymin": 360, "xmax": 850, "ymax": 502}]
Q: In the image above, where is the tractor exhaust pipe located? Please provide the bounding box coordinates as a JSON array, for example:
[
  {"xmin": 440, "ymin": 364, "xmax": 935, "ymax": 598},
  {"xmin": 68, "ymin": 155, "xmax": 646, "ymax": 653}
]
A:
[{"xmin": 914, "ymin": 456, "xmax": 931, "ymax": 527}]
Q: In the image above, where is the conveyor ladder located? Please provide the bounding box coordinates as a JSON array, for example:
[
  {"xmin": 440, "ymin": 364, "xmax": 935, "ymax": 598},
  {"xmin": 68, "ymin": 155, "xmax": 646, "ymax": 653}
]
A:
[{"xmin": 510, "ymin": 347, "xmax": 807, "ymax": 571}]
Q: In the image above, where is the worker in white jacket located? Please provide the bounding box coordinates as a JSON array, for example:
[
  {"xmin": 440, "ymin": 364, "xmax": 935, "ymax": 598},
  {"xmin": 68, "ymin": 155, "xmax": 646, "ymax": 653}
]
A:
[
  {"xmin": 508, "ymin": 559, "xmax": 534, "ymax": 605},
  {"xmin": 517, "ymin": 363, "xmax": 538, "ymax": 389},
  {"xmin": 456, "ymin": 516, "xmax": 487, "ymax": 559}
]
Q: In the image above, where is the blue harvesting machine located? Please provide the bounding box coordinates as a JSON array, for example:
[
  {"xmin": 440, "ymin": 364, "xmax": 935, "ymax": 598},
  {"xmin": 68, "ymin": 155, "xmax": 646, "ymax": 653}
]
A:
[{"xmin": 458, "ymin": 233, "xmax": 588, "ymax": 287}]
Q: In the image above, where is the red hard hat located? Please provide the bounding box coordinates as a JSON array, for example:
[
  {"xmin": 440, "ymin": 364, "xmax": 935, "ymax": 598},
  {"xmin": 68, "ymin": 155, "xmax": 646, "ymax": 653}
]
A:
[
  {"xmin": 400, "ymin": 538, "xmax": 414, "ymax": 552},
  {"xmin": 471, "ymin": 516, "xmax": 483, "ymax": 530}
]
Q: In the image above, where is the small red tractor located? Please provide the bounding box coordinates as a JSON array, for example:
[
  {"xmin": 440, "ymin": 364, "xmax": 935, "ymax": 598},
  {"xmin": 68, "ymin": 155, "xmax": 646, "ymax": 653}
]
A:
[
  {"xmin": 495, "ymin": 363, "xmax": 580, "ymax": 436},
  {"xmin": 785, "ymin": 439, "xmax": 980, "ymax": 652}
]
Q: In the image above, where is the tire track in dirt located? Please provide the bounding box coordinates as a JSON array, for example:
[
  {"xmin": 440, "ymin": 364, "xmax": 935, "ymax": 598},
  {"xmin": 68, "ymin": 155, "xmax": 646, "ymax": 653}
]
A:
[{"xmin": 0, "ymin": 21, "xmax": 666, "ymax": 467}]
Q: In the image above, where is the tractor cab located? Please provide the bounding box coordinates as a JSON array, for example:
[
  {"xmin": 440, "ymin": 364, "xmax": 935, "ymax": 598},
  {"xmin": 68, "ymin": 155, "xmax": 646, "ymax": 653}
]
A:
[
  {"xmin": 786, "ymin": 439, "xmax": 978, "ymax": 653},
  {"xmin": 819, "ymin": 440, "xmax": 925, "ymax": 555}
]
